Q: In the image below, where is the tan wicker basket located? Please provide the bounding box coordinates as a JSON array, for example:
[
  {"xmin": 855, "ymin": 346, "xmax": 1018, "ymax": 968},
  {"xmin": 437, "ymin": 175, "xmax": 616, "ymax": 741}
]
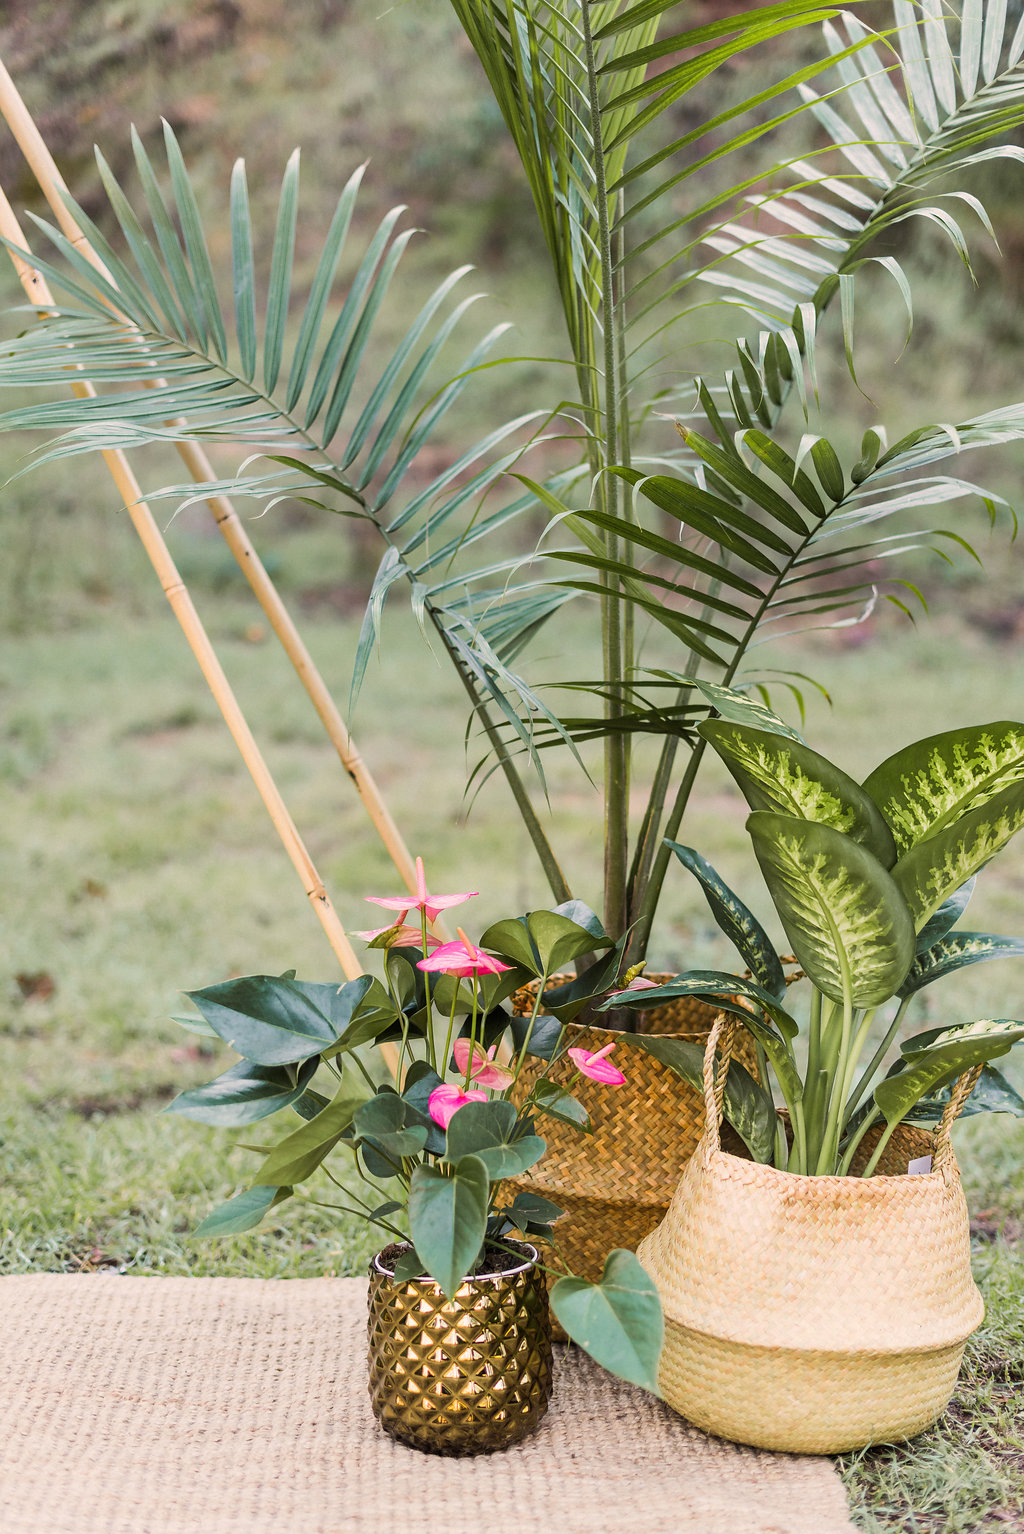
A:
[
  {"xmin": 506, "ymin": 977, "xmax": 758, "ymax": 1292},
  {"xmin": 637, "ymin": 1017, "xmax": 984, "ymax": 1454}
]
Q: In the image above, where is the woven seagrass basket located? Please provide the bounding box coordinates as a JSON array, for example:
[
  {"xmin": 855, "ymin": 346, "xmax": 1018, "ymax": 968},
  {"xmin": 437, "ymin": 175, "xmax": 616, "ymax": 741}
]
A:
[
  {"xmin": 637, "ymin": 1018, "xmax": 984, "ymax": 1455},
  {"xmin": 506, "ymin": 977, "xmax": 758, "ymax": 1293}
]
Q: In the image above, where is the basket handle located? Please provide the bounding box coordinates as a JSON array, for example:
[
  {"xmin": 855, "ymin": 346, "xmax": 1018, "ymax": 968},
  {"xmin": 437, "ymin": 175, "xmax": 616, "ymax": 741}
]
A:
[
  {"xmin": 700, "ymin": 1012, "xmax": 737, "ymax": 1156},
  {"xmin": 700, "ymin": 1016, "xmax": 983, "ymax": 1175},
  {"xmin": 932, "ymin": 1064, "xmax": 984, "ymax": 1174}
]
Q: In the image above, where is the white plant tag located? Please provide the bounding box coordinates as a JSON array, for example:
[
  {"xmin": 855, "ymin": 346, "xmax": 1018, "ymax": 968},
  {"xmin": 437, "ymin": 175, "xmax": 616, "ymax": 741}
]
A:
[{"xmin": 908, "ymin": 1155, "xmax": 933, "ymax": 1175}]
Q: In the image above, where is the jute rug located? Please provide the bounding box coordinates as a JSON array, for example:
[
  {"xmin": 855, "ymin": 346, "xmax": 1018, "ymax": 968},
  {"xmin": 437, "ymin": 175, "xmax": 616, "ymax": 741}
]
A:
[{"xmin": 0, "ymin": 1275, "xmax": 855, "ymax": 1534}]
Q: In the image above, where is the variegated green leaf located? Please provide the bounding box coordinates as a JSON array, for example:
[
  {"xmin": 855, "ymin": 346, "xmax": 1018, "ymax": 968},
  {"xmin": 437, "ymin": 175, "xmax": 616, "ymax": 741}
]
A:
[
  {"xmin": 898, "ymin": 932, "xmax": 1024, "ymax": 999},
  {"xmin": 664, "ymin": 840, "xmax": 786, "ymax": 999},
  {"xmin": 691, "ymin": 680, "xmax": 804, "ymax": 741},
  {"xmin": 863, "ymin": 721, "xmax": 1024, "ymax": 855},
  {"xmin": 747, "ymin": 812, "xmax": 915, "ymax": 1007},
  {"xmin": 914, "ymin": 876, "xmax": 976, "ymax": 954},
  {"xmin": 875, "ymin": 1019, "xmax": 1024, "ymax": 1125},
  {"xmin": 700, "ymin": 720, "xmax": 898, "ymax": 867},
  {"xmin": 895, "ymin": 1065, "xmax": 1024, "ymax": 1123},
  {"xmin": 892, "ymin": 782, "xmax": 1024, "ymax": 932}
]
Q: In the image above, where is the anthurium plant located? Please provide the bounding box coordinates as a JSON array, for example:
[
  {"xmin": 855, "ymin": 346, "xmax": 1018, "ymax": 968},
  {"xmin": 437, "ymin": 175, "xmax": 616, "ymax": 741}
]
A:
[
  {"xmin": 604, "ymin": 703, "xmax": 1024, "ymax": 1177},
  {"xmin": 170, "ymin": 864, "xmax": 662, "ymax": 1390}
]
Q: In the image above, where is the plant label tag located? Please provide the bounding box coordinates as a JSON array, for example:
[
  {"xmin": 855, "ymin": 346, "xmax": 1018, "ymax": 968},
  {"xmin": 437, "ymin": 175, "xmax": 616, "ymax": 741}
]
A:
[{"xmin": 907, "ymin": 1155, "xmax": 933, "ymax": 1175}]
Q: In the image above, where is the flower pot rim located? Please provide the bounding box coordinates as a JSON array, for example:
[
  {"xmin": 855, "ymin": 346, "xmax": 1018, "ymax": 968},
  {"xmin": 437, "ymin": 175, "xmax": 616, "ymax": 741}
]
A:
[{"xmin": 372, "ymin": 1240, "xmax": 539, "ymax": 1284}]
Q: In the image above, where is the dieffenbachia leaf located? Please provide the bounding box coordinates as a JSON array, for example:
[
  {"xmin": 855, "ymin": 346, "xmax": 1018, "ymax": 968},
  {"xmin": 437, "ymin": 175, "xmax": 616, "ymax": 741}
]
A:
[
  {"xmin": 892, "ymin": 782, "xmax": 1024, "ymax": 932},
  {"xmin": 914, "ymin": 876, "xmax": 976, "ymax": 954},
  {"xmin": 700, "ymin": 719, "xmax": 898, "ymax": 867},
  {"xmin": 898, "ymin": 931, "xmax": 1024, "ymax": 998},
  {"xmin": 747, "ymin": 812, "xmax": 915, "ymax": 1007},
  {"xmin": 863, "ymin": 720, "xmax": 1024, "ymax": 855},
  {"xmin": 626, "ymin": 1034, "xmax": 776, "ymax": 1163},
  {"xmin": 166, "ymin": 1056, "xmax": 320, "ymax": 1126},
  {"xmin": 665, "ymin": 840, "xmax": 786, "ymax": 1000},
  {"xmin": 892, "ymin": 1064, "xmax": 1024, "ymax": 1123},
  {"xmin": 550, "ymin": 1249, "xmax": 663, "ymax": 1393},
  {"xmin": 874, "ymin": 1019, "xmax": 1024, "ymax": 1124},
  {"xmin": 603, "ymin": 969, "xmax": 798, "ymax": 1040},
  {"xmin": 408, "ymin": 1154, "xmax": 490, "ymax": 1299}
]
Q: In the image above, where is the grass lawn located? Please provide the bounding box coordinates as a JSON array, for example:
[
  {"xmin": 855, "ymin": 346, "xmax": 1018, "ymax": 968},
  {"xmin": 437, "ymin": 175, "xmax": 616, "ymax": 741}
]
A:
[{"xmin": 1, "ymin": 511, "xmax": 1023, "ymax": 1529}]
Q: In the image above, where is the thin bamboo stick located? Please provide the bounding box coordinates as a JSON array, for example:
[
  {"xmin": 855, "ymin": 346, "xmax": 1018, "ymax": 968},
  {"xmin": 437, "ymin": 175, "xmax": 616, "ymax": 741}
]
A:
[
  {"xmin": 0, "ymin": 57, "xmax": 441, "ymax": 931},
  {"xmin": 0, "ymin": 185, "xmax": 365, "ymax": 987}
]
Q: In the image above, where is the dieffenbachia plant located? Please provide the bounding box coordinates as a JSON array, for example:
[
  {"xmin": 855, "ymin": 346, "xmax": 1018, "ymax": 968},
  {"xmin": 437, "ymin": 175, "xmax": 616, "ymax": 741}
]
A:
[
  {"xmin": 169, "ymin": 873, "xmax": 661, "ymax": 1389},
  {"xmin": 2, "ymin": 2, "xmax": 1024, "ymax": 959},
  {"xmin": 604, "ymin": 707, "xmax": 1024, "ymax": 1176}
]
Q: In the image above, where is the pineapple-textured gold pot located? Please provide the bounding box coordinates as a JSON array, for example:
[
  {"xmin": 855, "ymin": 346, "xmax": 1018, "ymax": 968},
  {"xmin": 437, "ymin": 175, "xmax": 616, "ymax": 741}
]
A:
[{"xmin": 366, "ymin": 1242, "xmax": 553, "ymax": 1456}]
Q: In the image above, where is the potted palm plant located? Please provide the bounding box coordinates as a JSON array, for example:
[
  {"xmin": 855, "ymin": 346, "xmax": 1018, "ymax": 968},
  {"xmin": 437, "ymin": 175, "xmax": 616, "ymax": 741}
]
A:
[
  {"xmin": 169, "ymin": 872, "xmax": 660, "ymax": 1456},
  {"xmin": 602, "ymin": 706, "xmax": 1024, "ymax": 1453},
  {"xmin": 2, "ymin": 0, "xmax": 1024, "ymax": 1318}
]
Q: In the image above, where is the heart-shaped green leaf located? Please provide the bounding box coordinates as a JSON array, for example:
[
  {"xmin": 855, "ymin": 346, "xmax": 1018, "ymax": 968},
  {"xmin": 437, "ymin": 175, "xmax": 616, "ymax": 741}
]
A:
[
  {"xmin": 863, "ymin": 721, "xmax": 1024, "ymax": 855},
  {"xmin": 527, "ymin": 908, "xmax": 613, "ymax": 971},
  {"xmin": 898, "ymin": 932, "xmax": 1024, "ymax": 998},
  {"xmin": 550, "ymin": 1249, "xmax": 663, "ymax": 1392},
  {"xmin": 193, "ymin": 1184, "xmax": 292, "ymax": 1237},
  {"xmin": 700, "ymin": 719, "xmax": 898, "ymax": 866},
  {"xmin": 665, "ymin": 841, "xmax": 786, "ymax": 999},
  {"xmin": 748, "ymin": 813, "xmax": 915, "ymax": 1007},
  {"xmin": 252, "ymin": 1078, "xmax": 367, "ymax": 1185},
  {"xmin": 186, "ymin": 975, "xmax": 341, "ymax": 1064},
  {"xmin": 892, "ymin": 782, "xmax": 1024, "ymax": 932},
  {"xmin": 507, "ymin": 1190, "xmax": 565, "ymax": 1226},
  {"xmin": 408, "ymin": 1154, "xmax": 490, "ymax": 1298},
  {"xmin": 352, "ymin": 1090, "xmax": 430, "ymax": 1159},
  {"xmin": 627, "ymin": 1034, "xmax": 776, "ymax": 1163},
  {"xmin": 444, "ymin": 1100, "xmax": 545, "ymax": 1178},
  {"xmin": 479, "ymin": 917, "xmax": 540, "ymax": 973},
  {"xmin": 166, "ymin": 1056, "xmax": 319, "ymax": 1126}
]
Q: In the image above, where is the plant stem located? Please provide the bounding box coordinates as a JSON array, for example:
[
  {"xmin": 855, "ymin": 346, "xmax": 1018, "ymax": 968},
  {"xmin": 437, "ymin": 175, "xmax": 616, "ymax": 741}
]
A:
[
  {"xmin": 581, "ymin": 0, "xmax": 629, "ymax": 940},
  {"xmin": 844, "ymin": 997, "xmax": 911, "ymax": 1126}
]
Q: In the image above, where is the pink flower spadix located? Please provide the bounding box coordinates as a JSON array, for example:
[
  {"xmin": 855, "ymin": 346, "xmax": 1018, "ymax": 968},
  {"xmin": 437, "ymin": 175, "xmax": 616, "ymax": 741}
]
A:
[
  {"xmin": 428, "ymin": 1083, "xmax": 488, "ymax": 1129},
  {"xmin": 364, "ymin": 856, "xmax": 478, "ymax": 925},
  {"xmin": 452, "ymin": 1038, "xmax": 513, "ymax": 1091},
  {"xmin": 417, "ymin": 929, "xmax": 513, "ymax": 980},
  {"xmin": 352, "ymin": 923, "xmax": 443, "ymax": 951},
  {"xmin": 567, "ymin": 1040, "xmax": 626, "ymax": 1085}
]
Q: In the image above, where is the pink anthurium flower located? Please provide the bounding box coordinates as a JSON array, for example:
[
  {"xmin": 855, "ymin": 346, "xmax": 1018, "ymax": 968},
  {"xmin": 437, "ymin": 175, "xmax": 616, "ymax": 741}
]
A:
[
  {"xmin": 364, "ymin": 856, "xmax": 478, "ymax": 924},
  {"xmin": 417, "ymin": 929, "xmax": 513, "ymax": 980},
  {"xmin": 452, "ymin": 1038, "xmax": 514, "ymax": 1091},
  {"xmin": 352, "ymin": 922, "xmax": 443, "ymax": 951},
  {"xmin": 568, "ymin": 1040, "xmax": 627, "ymax": 1086},
  {"xmin": 623, "ymin": 975, "xmax": 660, "ymax": 991},
  {"xmin": 428, "ymin": 1083, "xmax": 488, "ymax": 1129}
]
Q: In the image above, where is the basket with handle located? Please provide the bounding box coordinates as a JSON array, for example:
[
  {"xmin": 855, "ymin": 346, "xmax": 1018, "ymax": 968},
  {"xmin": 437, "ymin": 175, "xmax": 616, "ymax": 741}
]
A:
[
  {"xmin": 505, "ymin": 978, "xmax": 759, "ymax": 1296},
  {"xmin": 636, "ymin": 1016, "xmax": 984, "ymax": 1454}
]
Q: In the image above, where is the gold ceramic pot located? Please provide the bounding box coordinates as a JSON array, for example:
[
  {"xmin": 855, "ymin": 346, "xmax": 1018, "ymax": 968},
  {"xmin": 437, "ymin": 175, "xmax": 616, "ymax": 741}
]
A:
[{"xmin": 366, "ymin": 1242, "xmax": 553, "ymax": 1456}]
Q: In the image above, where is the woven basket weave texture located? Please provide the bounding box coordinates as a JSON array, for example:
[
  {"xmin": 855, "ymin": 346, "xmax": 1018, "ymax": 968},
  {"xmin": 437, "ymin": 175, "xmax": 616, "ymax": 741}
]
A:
[
  {"xmin": 506, "ymin": 979, "xmax": 757, "ymax": 1287},
  {"xmin": 637, "ymin": 1020, "xmax": 984, "ymax": 1454}
]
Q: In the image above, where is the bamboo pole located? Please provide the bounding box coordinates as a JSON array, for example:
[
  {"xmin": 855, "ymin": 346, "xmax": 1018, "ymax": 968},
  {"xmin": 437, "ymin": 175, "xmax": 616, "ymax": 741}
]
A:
[
  {"xmin": 0, "ymin": 186, "xmax": 366, "ymax": 987},
  {"xmin": 0, "ymin": 57, "xmax": 441, "ymax": 931}
]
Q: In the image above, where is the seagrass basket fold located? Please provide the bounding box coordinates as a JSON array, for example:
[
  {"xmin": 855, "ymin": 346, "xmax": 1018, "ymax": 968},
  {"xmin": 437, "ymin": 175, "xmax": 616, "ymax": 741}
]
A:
[{"xmin": 637, "ymin": 1017, "xmax": 984, "ymax": 1455}]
